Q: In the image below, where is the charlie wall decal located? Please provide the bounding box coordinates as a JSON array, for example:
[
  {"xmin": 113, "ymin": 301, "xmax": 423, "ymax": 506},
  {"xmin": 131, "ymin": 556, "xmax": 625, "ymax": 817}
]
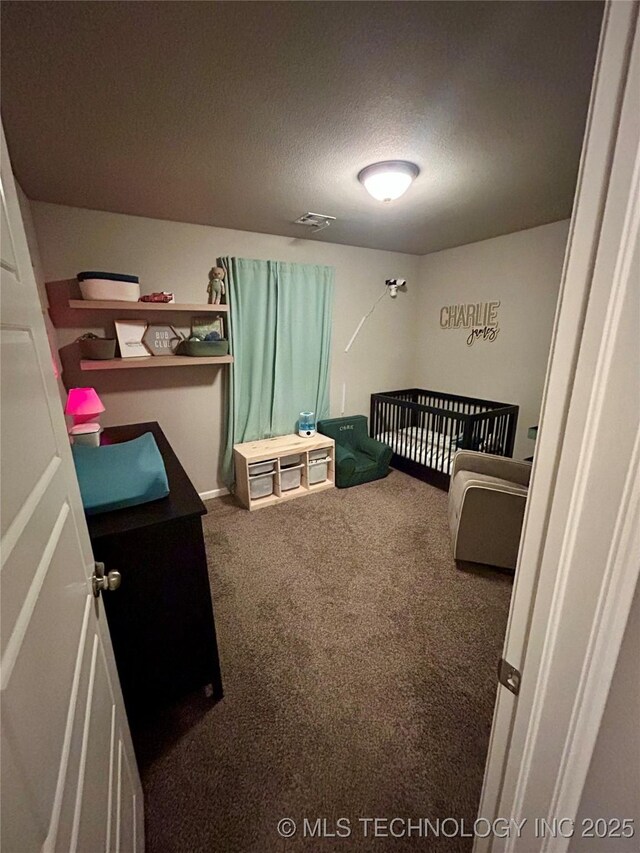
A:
[{"xmin": 439, "ymin": 301, "xmax": 500, "ymax": 346}]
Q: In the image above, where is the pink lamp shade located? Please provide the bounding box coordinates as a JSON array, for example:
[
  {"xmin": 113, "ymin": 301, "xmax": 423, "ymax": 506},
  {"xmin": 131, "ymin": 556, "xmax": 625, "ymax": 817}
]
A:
[{"xmin": 64, "ymin": 387, "xmax": 105, "ymax": 425}]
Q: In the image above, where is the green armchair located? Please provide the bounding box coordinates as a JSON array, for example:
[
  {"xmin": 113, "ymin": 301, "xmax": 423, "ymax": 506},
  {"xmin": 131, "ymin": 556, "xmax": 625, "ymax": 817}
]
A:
[{"xmin": 317, "ymin": 415, "xmax": 392, "ymax": 488}]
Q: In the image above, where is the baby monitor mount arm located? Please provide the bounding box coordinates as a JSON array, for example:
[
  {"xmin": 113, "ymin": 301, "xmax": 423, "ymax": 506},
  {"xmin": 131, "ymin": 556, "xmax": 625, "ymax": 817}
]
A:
[
  {"xmin": 344, "ymin": 279, "xmax": 407, "ymax": 354},
  {"xmin": 341, "ymin": 279, "xmax": 407, "ymax": 414}
]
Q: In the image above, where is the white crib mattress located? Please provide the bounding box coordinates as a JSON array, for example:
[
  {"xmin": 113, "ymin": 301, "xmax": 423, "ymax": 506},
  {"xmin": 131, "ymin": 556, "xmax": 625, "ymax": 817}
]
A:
[{"xmin": 377, "ymin": 426, "xmax": 459, "ymax": 474}]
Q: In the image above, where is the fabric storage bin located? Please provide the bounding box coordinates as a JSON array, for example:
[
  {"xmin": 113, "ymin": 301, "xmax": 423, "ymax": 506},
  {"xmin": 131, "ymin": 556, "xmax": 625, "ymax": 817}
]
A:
[
  {"xmin": 78, "ymin": 337, "xmax": 117, "ymax": 360},
  {"xmin": 308, "ymin": 455, "xmax": 329, "ymax": 485},
  {"xmin": 78, "ymin": 271, "xmax": 141, "ymax": 302},
  {"xmin": 249, "ymin": 471, "xmax": 275, "ymax": 499},
  {"xmin": 79, "ymin": 279, "xmax": 141, "ymax": 301},
  {"xmin": 281, "ymin": 453, "xmax": 301, "ymax": 468},
  {"xmin": 176, "ymin": 340, "xmax": 229, "ymax": 357},
  {"xmin": 280, "ymin": 464, "xmax": 302, "ymax": 491}
]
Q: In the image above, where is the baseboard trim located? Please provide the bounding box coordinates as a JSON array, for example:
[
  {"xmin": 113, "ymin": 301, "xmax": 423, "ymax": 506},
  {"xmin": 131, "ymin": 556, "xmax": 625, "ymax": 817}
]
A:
[{"xmin": 199, "ymin": 487, "xmax": 229, "ymax": 501}]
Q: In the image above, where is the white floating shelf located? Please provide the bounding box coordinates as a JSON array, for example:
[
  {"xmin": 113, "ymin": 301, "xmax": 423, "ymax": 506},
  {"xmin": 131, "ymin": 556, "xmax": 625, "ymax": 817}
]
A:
[
  {"xmin": 69, "ymin": 299, "xmax": 228, "ymax": 313},
  {"xmin": 80, "ymin": 355, "xmax": 234, "ymax": 371}
]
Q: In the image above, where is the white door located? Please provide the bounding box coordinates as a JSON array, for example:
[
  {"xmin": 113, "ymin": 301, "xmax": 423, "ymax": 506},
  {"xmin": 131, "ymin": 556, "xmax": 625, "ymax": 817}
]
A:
[
  {"xmin": 476, "ymin": 2, "xmax": 640, "ymax": 849},
  {"xmin": 0, "ymin": 124, "xmax": 144, "ymax": 852}
]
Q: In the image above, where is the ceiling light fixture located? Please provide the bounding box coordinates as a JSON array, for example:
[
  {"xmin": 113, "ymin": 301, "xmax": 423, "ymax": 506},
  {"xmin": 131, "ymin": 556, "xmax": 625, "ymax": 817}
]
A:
[{"xmin": 358, "ymin": 160, "xmax": 419, "ymax": 202}]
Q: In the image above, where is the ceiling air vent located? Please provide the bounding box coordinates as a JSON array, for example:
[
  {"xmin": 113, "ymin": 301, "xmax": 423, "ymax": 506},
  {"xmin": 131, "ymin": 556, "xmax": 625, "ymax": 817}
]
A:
[{"xmin": 294, "ymin": 212, "xmax": 336, "ymax": 233}]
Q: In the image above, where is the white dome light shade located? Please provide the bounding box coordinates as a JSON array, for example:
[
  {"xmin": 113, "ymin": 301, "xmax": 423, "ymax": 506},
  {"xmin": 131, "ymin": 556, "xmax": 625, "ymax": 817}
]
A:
[{"xmin": 358, "ymin": 161, "xmax": 419, "ymax": 202}]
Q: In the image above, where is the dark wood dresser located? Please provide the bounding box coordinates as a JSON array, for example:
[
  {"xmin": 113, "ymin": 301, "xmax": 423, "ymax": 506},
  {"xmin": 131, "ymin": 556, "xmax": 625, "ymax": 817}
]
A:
[{"xmin": 86, "ymin": 421, "xmax": 223, "ymax": 720}]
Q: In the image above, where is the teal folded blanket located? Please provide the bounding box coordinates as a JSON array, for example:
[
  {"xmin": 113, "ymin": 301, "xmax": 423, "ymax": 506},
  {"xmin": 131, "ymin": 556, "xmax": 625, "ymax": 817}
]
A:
[{"xmin": 72, "ymin": 432, "xmax": 170, "ymax": 514}]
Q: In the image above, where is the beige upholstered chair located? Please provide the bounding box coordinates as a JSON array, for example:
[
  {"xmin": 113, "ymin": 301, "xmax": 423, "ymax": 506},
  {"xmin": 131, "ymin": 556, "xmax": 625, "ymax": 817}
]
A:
[{"xmin": 448, "ymin": 450, "xmax": 532, "ymax": 570}]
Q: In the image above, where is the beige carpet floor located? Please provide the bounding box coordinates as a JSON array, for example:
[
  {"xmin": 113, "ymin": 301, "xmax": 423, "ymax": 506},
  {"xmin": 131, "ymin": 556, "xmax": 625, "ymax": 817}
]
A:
[{"xmin": 135, "ymin": 470, "xmax": 513, "ymax": 852}]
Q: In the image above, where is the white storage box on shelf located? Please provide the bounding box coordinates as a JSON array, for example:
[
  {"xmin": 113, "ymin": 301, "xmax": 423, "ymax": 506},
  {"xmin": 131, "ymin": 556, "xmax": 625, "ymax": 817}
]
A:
[
  {"xmin": 280, "ymin": 453, "xmax": 303, "ymax": 491},
  {"xmin": 280, "ymin": 465, "xmax": 303, "ymax": 491},
  {"xmin": 79, "ymin": 279, "xmax": 141, "ymax": 302},
  {"xmin": 249, "ymin": 473, "xmax": 275, "ymax": 499},
  {"xmin": 308, "ymin": 448, "xmax": 329, "ymax": 484},
  {"xmin": 281, "ymin": 453, "xmax": 301, "ymax": 468},
  {"xmin": 248, "ymin": 460, "xmax": 275, "ymax": 476},
  {"xmin": 248, "ymin": 459, "xmax": 276, "ymax": 499}
]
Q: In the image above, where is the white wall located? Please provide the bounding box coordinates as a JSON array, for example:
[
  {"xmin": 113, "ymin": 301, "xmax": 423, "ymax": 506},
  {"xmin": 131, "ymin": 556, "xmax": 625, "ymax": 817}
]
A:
[
  {"xmin": 16, "ymin": 182, "xmax": 46, "ymax": 303},
  {"xmin": 414, "ymin": 221, "xmax": 569, "ymax": 458},
  {"xmin": 29, "ymin": 202, "xmax": 569, "ymax": 490},
  {"xmin": 30, "ymin": 202, "xmax": 420, "ymax": 494},
  {"xmin": 16, "ymin": 183, "xmax": 69, "ymax": 406}
]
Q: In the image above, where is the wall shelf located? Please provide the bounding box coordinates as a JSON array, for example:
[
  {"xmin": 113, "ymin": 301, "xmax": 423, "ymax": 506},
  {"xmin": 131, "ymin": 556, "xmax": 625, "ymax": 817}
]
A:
[
  {"xmin": 80, "ymin": 355, "xmax": 233, "ymax": 371},
  {"xmin": 45, "ymin": 280, "xmax": 234, "ymax": 377},
  {"xmin": 68, "ymin": 299, "xmax": 228, "ymax": 313}
]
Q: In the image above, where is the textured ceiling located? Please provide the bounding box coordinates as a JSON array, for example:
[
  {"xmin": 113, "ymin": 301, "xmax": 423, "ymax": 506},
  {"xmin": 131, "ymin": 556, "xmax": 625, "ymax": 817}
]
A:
[{"xmin": 1, "ymin": 1, "xmax": 602, "ymax": 255}]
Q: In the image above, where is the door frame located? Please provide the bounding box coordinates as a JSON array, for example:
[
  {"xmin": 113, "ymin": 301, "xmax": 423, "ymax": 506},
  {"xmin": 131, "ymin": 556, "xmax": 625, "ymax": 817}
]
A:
[{"xmin": 476, "ymin": 1, "xmax": 640, "ymax": 848}]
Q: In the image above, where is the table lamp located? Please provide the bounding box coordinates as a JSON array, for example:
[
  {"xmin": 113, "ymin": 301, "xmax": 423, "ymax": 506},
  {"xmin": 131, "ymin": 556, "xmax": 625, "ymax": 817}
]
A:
[{"xmin": 65, "ymin": 387, "xmax": 105, "ymax": 447}]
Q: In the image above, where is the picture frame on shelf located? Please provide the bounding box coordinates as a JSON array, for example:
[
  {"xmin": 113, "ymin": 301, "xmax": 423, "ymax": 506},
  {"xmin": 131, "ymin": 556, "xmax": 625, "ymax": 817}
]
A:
[
  {"xmin": 114, "ymin": 319, "xmax": 149, "ymax": 358},
  {"xmin": 191, "ymin": 316, "xmax": 225, "ymax": 340},
  {"xmin": 142, "ymin": 324, "xmax": 181, "ymax": 356}
]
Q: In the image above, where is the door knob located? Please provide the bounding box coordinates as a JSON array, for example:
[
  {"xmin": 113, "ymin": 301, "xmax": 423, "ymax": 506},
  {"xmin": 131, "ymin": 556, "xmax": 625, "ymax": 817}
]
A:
[{"xmin": 92, "ymin": 562, "xmax": 122, "ymax": 597}]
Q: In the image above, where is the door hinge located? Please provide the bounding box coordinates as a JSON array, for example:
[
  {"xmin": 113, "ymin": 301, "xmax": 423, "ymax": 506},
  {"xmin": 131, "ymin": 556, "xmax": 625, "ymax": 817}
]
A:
[{"xmin": 498, "ymin": 657, "xmax": 521, "ymax": 696}]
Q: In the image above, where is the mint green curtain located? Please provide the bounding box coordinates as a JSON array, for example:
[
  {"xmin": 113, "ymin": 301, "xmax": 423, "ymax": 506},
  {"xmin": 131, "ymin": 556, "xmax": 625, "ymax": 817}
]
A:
[{"xmin": 220, "ymin": 257, "xmax": 334, "ymax": 487}]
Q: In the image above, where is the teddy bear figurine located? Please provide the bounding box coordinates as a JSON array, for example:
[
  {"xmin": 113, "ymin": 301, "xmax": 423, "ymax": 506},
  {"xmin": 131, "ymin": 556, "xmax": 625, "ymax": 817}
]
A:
[{"xmin": 207, "ymin": 267, "xmax": 226, "ymax": 305}]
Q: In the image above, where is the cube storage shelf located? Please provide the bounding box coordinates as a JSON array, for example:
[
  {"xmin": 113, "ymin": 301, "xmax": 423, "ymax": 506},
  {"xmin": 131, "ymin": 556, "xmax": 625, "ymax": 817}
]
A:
[{"xmin": 233, "ymin": 433, "xmax": 335, "ymax": 510}]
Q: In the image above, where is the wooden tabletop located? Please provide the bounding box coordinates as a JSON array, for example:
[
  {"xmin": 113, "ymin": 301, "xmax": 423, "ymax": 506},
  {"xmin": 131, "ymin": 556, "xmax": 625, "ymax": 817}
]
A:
[
  {"xmin": 86, "ymin": 421, "xmax": 206, "ymax": 540},
  {"xmin": 233, "ymin": 432, "xmax": 334, "ymax": 463}
]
